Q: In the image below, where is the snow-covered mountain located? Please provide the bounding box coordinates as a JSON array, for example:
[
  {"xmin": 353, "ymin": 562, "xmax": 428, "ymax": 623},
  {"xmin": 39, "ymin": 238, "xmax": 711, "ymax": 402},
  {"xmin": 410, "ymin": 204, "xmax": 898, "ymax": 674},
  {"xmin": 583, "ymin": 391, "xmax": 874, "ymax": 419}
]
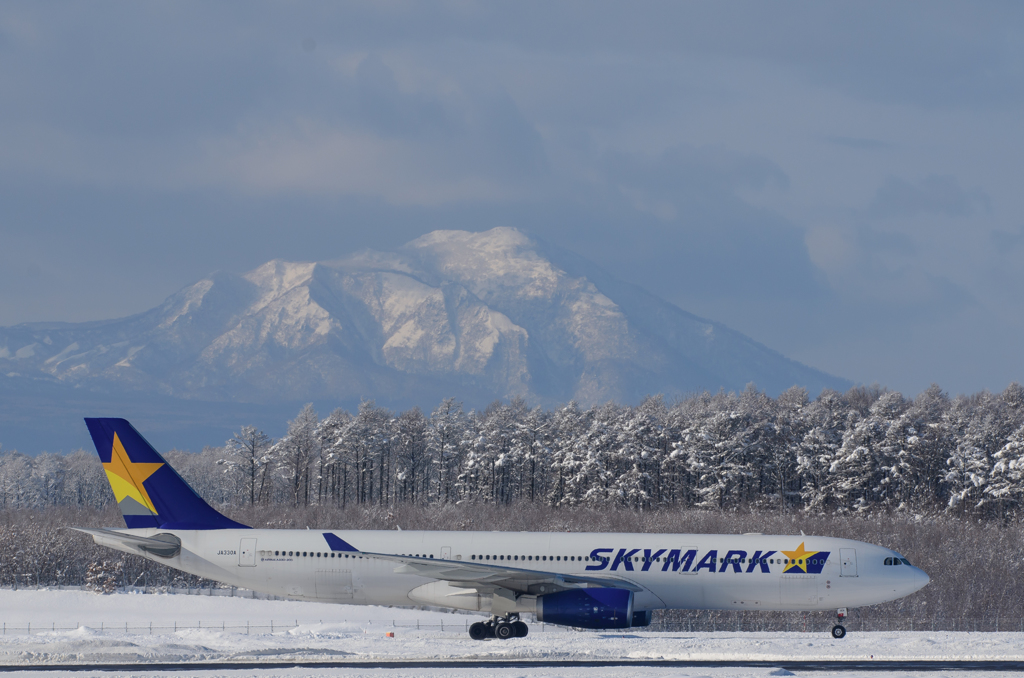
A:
[{"xmin": 1, "ymin": 228, "xmax": 847, "ymax": 409}]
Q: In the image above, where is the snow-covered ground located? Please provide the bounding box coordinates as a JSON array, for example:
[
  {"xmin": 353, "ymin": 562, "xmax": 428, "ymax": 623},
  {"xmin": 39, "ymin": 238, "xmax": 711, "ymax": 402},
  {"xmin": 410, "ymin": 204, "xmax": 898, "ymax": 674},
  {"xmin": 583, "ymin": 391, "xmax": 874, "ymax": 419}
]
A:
[{"xmin": 0, "ymin": 588, "xmax": 1020, "ymax": 677}]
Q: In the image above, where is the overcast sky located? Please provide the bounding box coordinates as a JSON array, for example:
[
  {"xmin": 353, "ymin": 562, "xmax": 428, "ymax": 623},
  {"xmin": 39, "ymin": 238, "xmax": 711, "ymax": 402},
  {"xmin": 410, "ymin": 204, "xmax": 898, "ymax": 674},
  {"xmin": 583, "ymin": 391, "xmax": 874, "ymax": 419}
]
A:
[{"xmin": 1, "ymin": 1, "xmax": 1022, "ymax": 399}]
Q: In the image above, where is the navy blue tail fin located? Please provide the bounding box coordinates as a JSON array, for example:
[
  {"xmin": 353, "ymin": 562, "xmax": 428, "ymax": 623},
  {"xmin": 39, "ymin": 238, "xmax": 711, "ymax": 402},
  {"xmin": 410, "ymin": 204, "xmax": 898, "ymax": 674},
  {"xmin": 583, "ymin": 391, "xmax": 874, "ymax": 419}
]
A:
[{"xmin": 85, "ymin": 418, "xmax": 249, "ymax": 530}]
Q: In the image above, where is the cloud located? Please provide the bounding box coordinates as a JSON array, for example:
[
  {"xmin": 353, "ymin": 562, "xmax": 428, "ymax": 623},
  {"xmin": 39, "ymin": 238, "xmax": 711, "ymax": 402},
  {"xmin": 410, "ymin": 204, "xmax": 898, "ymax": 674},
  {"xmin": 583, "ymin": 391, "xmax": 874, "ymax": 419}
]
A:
[
  {"xmin": 824, "ymin": 136, "xmax": 894, "ymax": 151},
  {"xmin": 991, "ymin": 227, "xmax": 1024, "ymax": 252},
  {"xmin": 0, "ymin": 37, "xmax": 550, "ymax": 205},
  {"xmin": 603, "ymin": 144, "xmax": 789, "ymax": 208},
  {"xmin": 867, "ymin": 175, "xmax": 991, "ymax": 219},
  {"xmin": 581, "ymin": 145, "xmax": 822, "ymax": 309},
  {"xmin": 200, "ymin": 119, "xmax": 524, "ymax": 205},
  {"xmin": 0, "ymin": 1, "xmax": 1022, "ymax": 400},
  {"xmin": 196, "ymin": 79, "xmax": 548, "ymax": 204}
]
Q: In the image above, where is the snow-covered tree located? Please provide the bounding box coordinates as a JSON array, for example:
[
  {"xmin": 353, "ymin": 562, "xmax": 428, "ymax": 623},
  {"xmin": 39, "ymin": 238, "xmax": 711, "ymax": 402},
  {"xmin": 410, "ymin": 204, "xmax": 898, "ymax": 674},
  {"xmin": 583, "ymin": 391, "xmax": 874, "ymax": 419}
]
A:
[
  {"xmin": 223, "ymin": 426, "xmax": 273, "ymax": 506},
  {"xmin": 428, "ymin": 398, "xmax": 465, "ymax": 504},
  {"xmin": 273, "ymin": 403, "xmax": 320, "ymax": 506}
]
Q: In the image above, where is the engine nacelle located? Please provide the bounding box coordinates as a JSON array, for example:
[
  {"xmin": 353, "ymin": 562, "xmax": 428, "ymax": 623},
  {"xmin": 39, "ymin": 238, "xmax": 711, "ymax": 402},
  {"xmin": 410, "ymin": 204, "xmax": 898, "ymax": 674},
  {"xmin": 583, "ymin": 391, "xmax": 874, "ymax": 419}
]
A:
[
  {"xmin": 536, "ymin": 588, "xmax": 634, "ymax": 629},
  {"xmin": 631, "ymin": 609, "xmax": 652, "ymax": 627}
]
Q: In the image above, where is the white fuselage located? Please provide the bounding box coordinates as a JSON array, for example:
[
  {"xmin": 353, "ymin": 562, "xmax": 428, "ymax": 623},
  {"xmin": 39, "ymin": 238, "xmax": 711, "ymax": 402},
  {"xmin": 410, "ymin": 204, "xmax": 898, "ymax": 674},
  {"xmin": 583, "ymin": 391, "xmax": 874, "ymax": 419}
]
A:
[{"xmin": 93, "ymin": 528, "xmax": 929, "ymax": 616}]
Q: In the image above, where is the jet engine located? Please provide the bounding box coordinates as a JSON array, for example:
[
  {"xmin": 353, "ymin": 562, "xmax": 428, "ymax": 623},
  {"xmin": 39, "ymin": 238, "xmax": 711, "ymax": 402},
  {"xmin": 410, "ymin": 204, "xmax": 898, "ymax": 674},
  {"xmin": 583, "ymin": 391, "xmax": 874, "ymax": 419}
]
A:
[{"xmin": 536, "ymin": 588, "xmax": 635, "ymax": 629}]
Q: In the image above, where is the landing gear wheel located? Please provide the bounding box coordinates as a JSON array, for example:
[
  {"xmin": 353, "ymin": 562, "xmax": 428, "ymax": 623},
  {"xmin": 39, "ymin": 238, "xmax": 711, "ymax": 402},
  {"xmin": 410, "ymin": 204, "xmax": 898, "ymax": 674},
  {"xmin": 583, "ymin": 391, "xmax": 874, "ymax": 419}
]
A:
[
  {"xmin": 469, "ymin": 622, "xmax": 488, "ymax": 641},
  {"xmin": 513, "ymin": 620, "xmax": 528, "ymax": 638},
  {"xmin": 495, "ymin": 621, "xmax": 516, "ymax": 640},
  {"xmin": 831, "ymin": 624, "xmax": 847, "ymax": 639}
]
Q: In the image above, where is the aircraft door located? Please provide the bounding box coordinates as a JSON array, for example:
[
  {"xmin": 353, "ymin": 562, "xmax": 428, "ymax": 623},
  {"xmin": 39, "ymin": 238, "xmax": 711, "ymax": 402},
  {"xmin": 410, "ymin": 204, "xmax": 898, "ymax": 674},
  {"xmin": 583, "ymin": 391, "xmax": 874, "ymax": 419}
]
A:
[
  {"xmin": 679, "ymin": 546, "xmax": 698, "ymax": 574},
  {"xmin": 239, "ymin": 538, "xmax": 257, "ymax": 567},
  {"xmin": 441, "ymin": 546, "xmax": 451, "ymax": 560},
  {"xmin": 839, "ymin": 548, "xmax": 857, "ymax": 577}
]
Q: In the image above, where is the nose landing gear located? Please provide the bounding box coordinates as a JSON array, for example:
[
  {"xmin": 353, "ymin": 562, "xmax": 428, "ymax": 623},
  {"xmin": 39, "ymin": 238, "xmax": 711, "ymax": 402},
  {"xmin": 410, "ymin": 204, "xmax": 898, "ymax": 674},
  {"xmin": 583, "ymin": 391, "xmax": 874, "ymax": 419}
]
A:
[
  {"xmin": 468, "ymin": 614, "xmax": 529, "ymax": 640},
  {"xmin": 831, "ymin": 607, "xmax": 847, "ymax": 639}
]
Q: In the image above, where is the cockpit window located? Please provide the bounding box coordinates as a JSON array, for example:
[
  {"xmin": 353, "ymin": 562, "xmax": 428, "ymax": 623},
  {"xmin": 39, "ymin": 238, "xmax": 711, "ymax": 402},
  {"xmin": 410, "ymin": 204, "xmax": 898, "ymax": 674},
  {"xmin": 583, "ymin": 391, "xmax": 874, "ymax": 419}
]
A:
[
  {"xmin": 884, "ymin": 557, "xmax": 893, "ymax": 565},
  {"xmin": 900, "ymin": 558, "xmax": 911, "ymax": 566}
]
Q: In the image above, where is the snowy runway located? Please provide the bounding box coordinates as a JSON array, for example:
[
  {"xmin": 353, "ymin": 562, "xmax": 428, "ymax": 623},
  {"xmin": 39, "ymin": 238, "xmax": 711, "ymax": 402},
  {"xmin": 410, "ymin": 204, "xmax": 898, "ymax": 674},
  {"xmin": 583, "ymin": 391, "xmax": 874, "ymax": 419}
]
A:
[{"xmin": 1, "ymin": 589, "xmax": 1022, "ymax": 677}]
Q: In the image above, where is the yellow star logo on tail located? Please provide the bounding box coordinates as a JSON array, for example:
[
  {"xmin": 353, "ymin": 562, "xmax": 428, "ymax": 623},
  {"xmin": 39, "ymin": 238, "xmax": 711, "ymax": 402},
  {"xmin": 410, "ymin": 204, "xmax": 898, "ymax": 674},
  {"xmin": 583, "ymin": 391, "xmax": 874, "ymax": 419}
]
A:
[
  {"xmin": 781, "ymin": 542, "xmax": 819, "ymax": 573},
  {"xmin": 103, "ymin": 432, "xmax": 164, "ymax": 514}
]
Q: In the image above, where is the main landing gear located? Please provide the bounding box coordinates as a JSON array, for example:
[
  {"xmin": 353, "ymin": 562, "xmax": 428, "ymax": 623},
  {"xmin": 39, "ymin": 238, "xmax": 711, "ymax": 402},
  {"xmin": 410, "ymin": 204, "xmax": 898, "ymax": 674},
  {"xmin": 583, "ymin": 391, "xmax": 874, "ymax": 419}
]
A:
[
  {"xmin": 831, "ymin": 607, "xmax": 847, "ymax": 639},
  {"xmin": 468, "ymin": 614, "xmax": 529, "ymax": 641}
]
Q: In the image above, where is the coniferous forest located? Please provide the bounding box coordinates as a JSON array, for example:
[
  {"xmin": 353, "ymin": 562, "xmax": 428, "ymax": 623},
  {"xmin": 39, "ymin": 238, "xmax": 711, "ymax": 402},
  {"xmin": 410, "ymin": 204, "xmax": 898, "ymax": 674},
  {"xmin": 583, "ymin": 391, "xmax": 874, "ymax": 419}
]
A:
[{"xmin": 3, "ymin": 382, "xmax": 1024, "ymax": 629}]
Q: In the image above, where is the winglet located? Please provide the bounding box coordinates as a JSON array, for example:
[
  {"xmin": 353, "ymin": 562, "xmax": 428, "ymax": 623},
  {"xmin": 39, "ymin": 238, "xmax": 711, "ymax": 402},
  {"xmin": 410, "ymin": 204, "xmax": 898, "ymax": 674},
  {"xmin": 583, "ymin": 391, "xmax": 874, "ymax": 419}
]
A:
[{"xmin": 323, "ymin": 533, "xmax": 358, "ymax": 551}]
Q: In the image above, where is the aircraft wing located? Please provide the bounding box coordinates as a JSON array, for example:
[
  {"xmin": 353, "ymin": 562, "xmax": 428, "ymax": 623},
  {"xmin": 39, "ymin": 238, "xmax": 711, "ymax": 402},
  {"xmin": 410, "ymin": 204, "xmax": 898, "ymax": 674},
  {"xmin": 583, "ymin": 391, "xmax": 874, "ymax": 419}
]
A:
[{"xmin": 361, "ymin": 551, "xmax": 643, "ymax": 594}]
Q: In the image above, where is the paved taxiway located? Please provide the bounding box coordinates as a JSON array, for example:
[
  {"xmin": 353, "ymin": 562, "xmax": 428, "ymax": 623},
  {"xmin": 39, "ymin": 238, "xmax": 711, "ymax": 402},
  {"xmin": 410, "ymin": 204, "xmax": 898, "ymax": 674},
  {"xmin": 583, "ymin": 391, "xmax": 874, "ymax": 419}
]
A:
[{"xmin": 2, "ymin": 659, "xmax": 1024, "ymax": 672}]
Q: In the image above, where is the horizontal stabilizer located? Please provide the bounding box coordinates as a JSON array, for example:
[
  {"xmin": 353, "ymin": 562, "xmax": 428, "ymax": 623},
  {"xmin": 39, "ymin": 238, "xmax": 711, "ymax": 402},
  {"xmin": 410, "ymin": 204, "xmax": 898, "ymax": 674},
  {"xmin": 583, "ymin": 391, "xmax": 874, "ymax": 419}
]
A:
[{"xmin": 73, "ymin": 528, "xmax": 181, "ymax": 558}]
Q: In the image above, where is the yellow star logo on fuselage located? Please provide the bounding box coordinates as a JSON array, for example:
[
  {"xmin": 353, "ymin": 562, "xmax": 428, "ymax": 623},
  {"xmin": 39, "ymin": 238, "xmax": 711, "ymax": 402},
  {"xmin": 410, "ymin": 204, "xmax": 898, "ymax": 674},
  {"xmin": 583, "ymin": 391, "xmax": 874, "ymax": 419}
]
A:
[
  {"xmin": 102, "ymin": 432, "xmax": 164, "ymax": 514},
  {"xmin": 781, "ymin": 542, "xmax": 819, "ymax": 573}
]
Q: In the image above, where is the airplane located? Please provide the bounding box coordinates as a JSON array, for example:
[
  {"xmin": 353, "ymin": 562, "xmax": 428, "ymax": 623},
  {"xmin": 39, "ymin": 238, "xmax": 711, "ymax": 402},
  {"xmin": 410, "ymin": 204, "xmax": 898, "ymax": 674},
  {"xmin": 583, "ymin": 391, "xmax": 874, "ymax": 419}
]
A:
[{"xmin": 76, "ymin": 418, "xmax": 929, "ymax": 640}]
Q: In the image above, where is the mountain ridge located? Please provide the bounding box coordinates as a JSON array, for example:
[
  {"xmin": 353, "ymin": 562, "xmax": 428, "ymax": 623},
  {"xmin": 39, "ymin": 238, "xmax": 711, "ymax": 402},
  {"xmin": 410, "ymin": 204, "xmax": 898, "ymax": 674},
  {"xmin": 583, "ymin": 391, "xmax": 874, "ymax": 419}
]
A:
[{"xmin": 0, "ymin": 227, "xmax": 849, "ymax": 452}]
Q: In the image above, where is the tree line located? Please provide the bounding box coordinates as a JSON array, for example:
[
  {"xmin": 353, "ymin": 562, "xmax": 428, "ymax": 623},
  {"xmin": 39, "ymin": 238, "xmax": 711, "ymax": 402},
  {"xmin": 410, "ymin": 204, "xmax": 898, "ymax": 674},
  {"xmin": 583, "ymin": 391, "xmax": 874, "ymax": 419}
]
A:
[{"xmin": 3, "ymin": 382, "xmax": 1024, "ymax": 519}]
